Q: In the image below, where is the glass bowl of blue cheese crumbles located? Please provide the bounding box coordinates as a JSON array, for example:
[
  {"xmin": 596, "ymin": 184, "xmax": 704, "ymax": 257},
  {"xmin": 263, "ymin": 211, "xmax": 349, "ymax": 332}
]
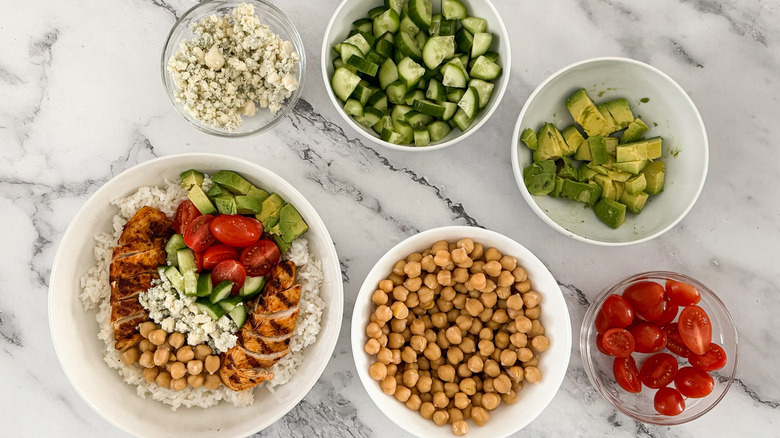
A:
[{"xmin": 162, "ymin": 0, "xmax": 306, "ymax": 137}]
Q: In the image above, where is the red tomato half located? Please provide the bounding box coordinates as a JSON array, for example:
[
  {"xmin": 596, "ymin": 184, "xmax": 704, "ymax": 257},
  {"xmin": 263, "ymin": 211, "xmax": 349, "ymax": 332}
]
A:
[
  {"xmin": 665, "ymin": 279, "xmax": 701, "ymax": 306},
  {"xmin": 654, "ymin": 387, "xmax": 685, "ymax": 416},
  {"xmin": 663, "ymin": 323, "xmax": 692, "ymax": 358},
  {"xmin": 596, "ymin": 334, "xmax": 610, "ymax": 355},
  {"xmin": 193, "ymin": 250, "xmax": 203, "ymax": 273},
  {"xmin": 183, "ymin": 214, "xmax": 215, "ymax": 252},
  {"xmin": 675, "ymin": 366, "xmax": 714, "ymax": 398},
  {"xmin": 623, "ymin": 281, "xmax": 665, "ymax": 321},
  {"xmin": 678, "ymin": 305, "xmax": 712, "ymax": 356},
  {"xmin": 240, "ymin": 240, "xmax": 281, "ymax": 276},
  {"xmin": 639, "ymin": 353, "xmax": 678, "ymax": 389},
  {"xmin": 629, "ymin": 323, "xmax": 667, "ymax": 353},
  {"xmin": 602, "ymin": 328, "xmax": 635, "ymax": 357},
  {"xmin": 211, "ymin": 260, "xmax": 246, "ymax": 293},
  {"xmin": 689, "ymin": 344, "xmax": 727, "ymax": 372},
  {"xmin": 209, "ymin": 215, "xmax": 261, "ymax": 248},
  {"xmin": 650, "ymin": 298, "xmax": 678, "ymax": 326},
  {"xmin": 596, "ymin": 295, "xmax": 635, "ymax": 333},
  {"xmin": 613, "ymin": 356, "xmax": 642, "ymax": 393},
  {"xmin": 174, "ymin": 200, "xmax": 201, "ymax": 235},
  {"xmin": 202, "ymin": 244, "xmax": 240, "ymax": 271}
]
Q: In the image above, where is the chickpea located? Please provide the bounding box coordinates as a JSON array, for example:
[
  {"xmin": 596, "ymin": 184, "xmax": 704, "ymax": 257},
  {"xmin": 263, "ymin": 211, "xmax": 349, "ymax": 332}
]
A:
[
  {"xmin": 406, "ymin": 394, "xmax": 422, "ymax": 411},
  {"xmin": 376, "ymin": 279, "xmax": 393, "ymax": 293},
  {"xmin": 495, "ymin": 286, "xmax": 512, "ymax": 299},
  {"xmin": 187, "ymin": 359, "xmax": 203, "ymax": 375},
  {"xmin": 388, "ymin": 272, "xmax": 404, "ymax": 286},
  {"xmin": 204, "ymin": 373, "xmax": 221, "ymax": 390},
  {"xmin": 366, "ymin": 322, "xmax": 382, "ymax": 339},
  {"xmin": 375, "ymin": 305, "xmax": 393, "ymax": 323},
  {"xmin": 424, "ymin": 329, "xmax": 437, "ymax": 344},
  {"xmin": 506, "ymin": 294, "xmax": 524, "ymax": 310},
  {"xmin": 457, "ymin": 363, "xmax": 472, "ymax": 378},
  {"xmin": 421, "ymin": 255, "xmax": 436, "ymax": 273},
  {"xmin": 471, "ymin": 406, "xmax": 490, "ymax": 426},
  {"xmin": 471, "ymin": 392, "xmax": 483, "ymax": 408},
  {"xmin": 468, "ymin": 273, "xmax": 487, "ymax": 291},
  {"xmin": 142, "ymin": 367, "xmax": 159, "ymax": 383},
  {"xmin": 155, "ymin": 371, "xmax": 172, "ymax": 389},
  {"xmin": 502, "ymin": 389, "xmax": 519, "ymax": 405},
  {"xmin": 165, "ymin": 331, "xmax": 183, "ymax": 350},
  {"xmin": 482, "ymin": 377, "xmax": 495, "ymax": 393},
  {"xmin": 148, "ymin": 329, "xmax": 167, "ymax": 346},
  {"xmin": 417, "ymin": 286, "xmax": 435, "ymax": 304},
  {"xmin": 432, "ymin": 410, "xmax": 450, "ymax": 426},
  {"xmin": 517, "ymin": 347, "xmax": 534, "ymax": 362},
  {"xmin": 120, "ymin": 347, "xmax": 139, "ymax": 365},
  {"xmin": 494, "ymin": 374, "xmax": 512, "ymax": 394},
  {"xmin": 431, "ymin": 312, "xmax": 448, "ymax": 329},
  {"xmin": 459, "ymin": 377, "xmax": 477, "ymax": 395},
  {"xmin": 470, "ymin": 243, "xmax": 484, "ymax": 260},
  {"xmin": 483, "ymin": 359, "xmax": 500, "ymax": 378},
  {"xmin": 187, "ymin": 374, "xmax": 204, "ymax": 389},
  {"xmin": 500, "ymin": 349, "xmax": 518, "ymax": 367},
  {"xmin": 138, "ymin": 321, "xmax": 156, "ymax": 338},
  {"xmin": 484, "ymin": 247, "xmax": 502, "ymax": 262},
  {"xmin": 170, "ymin": 376, "xmax": 187, "ymax": 391},
  {"xmin": 455, "ymin": 315, "xmax": 472, "ymax": 331},
  {"xmin": 478, "ymin": 339, "xmax": 495, "ymax": 357},
  {"xmin": 364, "ymin": 338, "xmax": 381, "ymax": 355},
  {"xmin": 507, "ymin": 307, "xmax": 524, "ymax": 320},
  {"xmin": 395, "ymin": 385, "xmax": 412, "ymax": 403},
  {"xmin": 386, "ymin": 364, "xmax": 398, "ymax": 377},
  {"xmin": 380, "ymin": 375, "xmax": 397, "ymax": 395},
  {"xmin": 137, "ymin": 339, "xmax": 153, "ymax": 353},
  {"xmin": 515, "ymin": 316, "xmax": 532, "ymax": 333},
  {"xmin": 417, "ymin": 375, "xmax": 433, "ymax": 393},
  {"xmin": 464, "ymin": 298, "xmax": 484, "ymax": 317},
  {"xmin": 169, "ymin": 361, "xmax": 187, "ymax": 380},
  {"xmin": 409, "ymin": 334, "xmax": 428, "ymax": 353},
  {"xmin": 153, "ymin": 348, "xmax": 171, "ymax": 367},
  {"xmin": 392, "ymin": 349, "xmax": 402, "ymax": 364},
  {"xmin": 514, "ymin": 279, "xmax": 531, "ymax": 293},
  {"xmin": 459, "ymin": 337, "xmax": 476, "ymax": 354},
  {"xmin": 420, "ymin": 402, "xmax": 436, "ymax": 419},
  {"xmin": 437, "ymin": 364, "xmax": 456, "ymax": 382},
  {"xmin": 528, "ymin": 319, "xmax": 545, "ymax": 337},
  {"xmin": 524, "ymin": 305, "xmax": 542, "ymax": 320},
  {"xmin": 478, "ymin": 307, "xmax": 494, "ymax": 323},
  {"xmin": 204, "ymin": 355, "xmax": 220, "ymax": 374},
  {"xmin": 432, "ymin": 391, "xmax": 448, "ymax": 408},
  {"xmin": 524, "ymin": 366, "xmax": 541, "ymax": 383},
  {"xmin": 453, "ymin": 392, "xmax": 470, "ymax": 410},
  {"xmin": 483, "ymin": 261, "xmax": 502, "ymax": 278},
  {"xmin": 523, "ymin": 291, "xmax": 542, "ymax": 308},
  {"xmin": 176, "ymin": 345, "xmax": 195, "ymax": 362},
  {"xmin": 403, "ymin": 369, "xmax": 420, "ymax": 387},
  {"xmin": 401, "ymin": 346, "xmax": 418, "ymax": 363},
  {"xmin": 480, "ymin": 292, "xmax": 498, "ymax": 309},
  {"xmin": 436, "ymin": 270, "xmax": 452, "ymax": 286},
  {"xmin": 494, "ymin": 331, "xmax": 510, "ymax": 349},
  {"xmin": 531, "ymin": 335, "xmax": 550, "ymax": 352},
  {"xmin": 452, "ymin": 293, "xmax": 467, "ymax": 309},
  {"xmin": 424, "ymin": 343, "xmax": 442, "ymax": 361},
  {"xmin": 470, "ymin": 261, "xmax": 485, "ymax": 275},
  {"xmin": 392, "ymin": 286, "xmax": 409, "ymax": 302},
  {"xmin": 377, "ymin": 334, "xmax": 388, "ymax": 347},
  {"xmin": 377, "ymin": 347, "xmax": 393, "ymax": 364},
  {"xmin": 449, "ymin": 408, "xmax": 464, "ymax": 423},
  {"xmin": 481, "ymin": 392, "xmax": 501, "ymax": 411},
  {"xmin": 512, "ymin": 266, "xmax": 528, "ymax": 282},
  {"xmin": 138, "ymin": 351, "xmax": 155, "ymax": 368},
  {"xmin": 431, "ymin": 379, "xmax": 445, "ymax": 395},
  {"xmin": 393, "ymin": 260, "xmax": 407, "ymax": 276},
  {"xmin": 507, "ymin": 365, "xmax": 524, "ymax": 382},
  {"xmin": 388, "ymin": 335, "xmax": 405, "ymax": 352},
  {"xmin": 496, "ymin": 270, "xmax": 515, "ymax": 288},
  {"xmin": 446, "ymin": 347, "xmax": 464, "ymax": 365},
  {"xmin": 371, "ymin": 289, "xmax": 388, "ymax": 305},
  {"xmin": 432, "ymin": 250, "xmax": 450, "ymax": 268}
]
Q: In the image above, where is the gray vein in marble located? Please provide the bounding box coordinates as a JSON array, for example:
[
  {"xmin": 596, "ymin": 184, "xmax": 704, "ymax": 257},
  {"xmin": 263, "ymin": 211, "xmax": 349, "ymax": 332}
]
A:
[
  {"xmin": 148, "ymin": 0, "xmax": 179, "ymax": 20},
  {"xmin": 289, "ymin": 100, "xmax": 483, "ymax": 228},
  {"xmin": 0, "ymin": 65, "xmax": 24, "ymax": 85},
  {"xmin": 682, "ymin": 0, "xmax": 767, "ymax": 46},
  {"xmin": 0, "ymin": 311, "xmax": 22, "ymax": 347},
  {"xmin": 734, "ymin": 378, "xmax": 780, "ymax": 409},
  {"xmin": 670, "ymin": 40, "xmax": 704, "ymax": 68},
  {"xmin": 255, "ymin": 380, "xmax": 371, "ymax": 438},
  {"xmin": 558, "ymin": 282, "xmax": 591, "ymax": 306},
  {"xmin": 110, "ymin": 129, "xmax": 160, "ymax": 176},
  {"xmin": 339, "ymin": 259, "xmax": 351, "ymax": 284}
]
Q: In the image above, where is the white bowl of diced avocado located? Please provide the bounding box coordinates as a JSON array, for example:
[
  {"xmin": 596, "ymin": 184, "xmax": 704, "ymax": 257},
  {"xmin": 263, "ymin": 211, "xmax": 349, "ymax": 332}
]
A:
[
  {"xmin": 511, "ymin": 57, "xmax": 708, "ymax": 245},
  {"xmin": 322, "ymin": 0, "xmax": 510, "ymax": 150}
]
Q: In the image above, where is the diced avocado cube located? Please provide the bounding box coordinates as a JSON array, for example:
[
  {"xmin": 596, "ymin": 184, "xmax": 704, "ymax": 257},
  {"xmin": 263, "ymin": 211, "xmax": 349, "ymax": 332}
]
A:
[
  {"xmin": 597, "ymin": 103, "xmax": 620, "ymax": 135},
  {"xmin": 187, "ymin": 184, "xmax": 216, "ymax": 215},
  {"xmin": 211, "ymin": 170, "xmax": 252, "ymax": 195},
  {"xmin": 594, "ymin": 198, "xmax": 626, "ymax": 229},
  {"xmin": 606, "ymin": 169, "xmax": 632, "ymax": 182},
  {"xmin": 578, "ymin": 166, "xmax": 597, "ymax": 182},
  {"xmin": 603, "ymin": 98, "xmax": 634, "ymax": 129},
  {"xmin": 214, "ymin": 194, "xmax": 237, "ymax": 215},
  {"xmin": 588, "ymin": 136, "xmax": 609, "ymax": 165},
  {"xmin": 645, "ymin": 137, "xmax": 663, "ymax": 160},
  {"xmin": 604, "ymin": 136, "xmax": 619, "ymax": 156},
  {"xmin": 278, "ymin": 204, "xmax": 309, "ymax": 243},
  {"xmin": 549, "ymin": 177, "xmax": 565, "ymax": 198},
  {"xmin": 625, "ymin": 173, "xmax": 647, "ymax": 195},
  {"xmin": 523, "ymin": 160, "xmax": 556, "ymax": 196},
  {"xmin": 246, "ymin": 185, "xmax": 270, "ymax": 203},
  {"xmin": 235, "ymin": 195, "xmax": 263, "ymax": 214},
  {"xmin": 557, "ymin": 157, "xmax": 578, "ymax": 180},
  {"xmin": 566, "ymin": 89, "xmax": 610, "ymax": 137},
  {"xmin": 562, "ymin": 125, "xmax": 585, "ymax": 156},
  {"xmin": 273, "ymin": 234, "xmax": 292, "ymax": 255},
  {"xmin": 621, "ymin": 118, "xmax": 649, "ymax": 143},
  {"xmin": 642, "ymin": 161, "xmax": 665, "ymax": 194},
  {"xmin": 619, "ymin": 190, "xmax": 650, "ymax": 214},
  {"xmin": 206, "ymin": 183, "xmax": 227, "ymax": 199},
  {"xmin": 180, "ymin": 169, "xmax": 205, "ymax": 189},
  {"xmin": 611, "ymin": 159, "xmax": 649, "ymax": 174},
  {"xmin": 588, "ymin": 163, "xmax": 611, "ymax": 176},
  {"xmin": 562, "ymin": 179, "xmax": 602, "ymax": 206},
  {"xmin": 574, "ymin": 139, "xmax": 592, "ymax": 162},
  {"xmin": 594, "ymin": 174, "xmax": 618, "ymax": 201},
  {"xmin": 614, "ymin": 180, "xmax": 626, "ymax": 201},
  {"xmin": 616, "ymin": 142, "xmax": 648, "ymax": 162},
  {"xmin": 520, "ymin": 128, "xmax": 537, "ymax": 150},
  {"xmin": 256, "ymin": 193, "xmax": 286, "ymax": 230},
  {"xmin": 533, "ymin": 123, "xmax": 564, "ymax": 162}
]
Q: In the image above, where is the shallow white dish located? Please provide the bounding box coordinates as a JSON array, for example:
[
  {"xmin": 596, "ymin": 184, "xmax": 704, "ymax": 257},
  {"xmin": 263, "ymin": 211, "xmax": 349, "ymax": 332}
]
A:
[
  {"xmin": 322, "ymin": 0, "xmax": 511, "ymax": 151},
  {"xmin": 49, "ymin": 153, "xmax": 343, "ymax": 437},
  {"xmin": 351, "ymin": 226, "xmax": 571, "ymax": 437},
  {"xmin": 511, "ymin": 57, "xmax": 708, "ymax": 245}
]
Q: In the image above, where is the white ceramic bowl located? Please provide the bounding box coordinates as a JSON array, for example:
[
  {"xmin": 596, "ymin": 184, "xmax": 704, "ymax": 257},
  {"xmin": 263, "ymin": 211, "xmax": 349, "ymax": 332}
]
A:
[
  {"xmin": 322, "ymin": 0, "xmax": 511, "ymax": 151},
  {"xmin": 511, "ymin": 57, "xmax": 708, "ymax": 245},
  {"xmin": 351, "ymin": 226, "xmax": 571, "ymax": 437},
  {"xmin": 49, "ymin": 153, "xmax": 343, "ymax": 437}
]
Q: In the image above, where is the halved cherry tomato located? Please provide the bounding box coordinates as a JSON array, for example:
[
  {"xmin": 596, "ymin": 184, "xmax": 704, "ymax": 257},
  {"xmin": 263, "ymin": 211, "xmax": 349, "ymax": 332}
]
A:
[
  {"xmin": 174, "ymin": 200, "xmax": 201, "ymax": 234},
  {"xmin": 678, "ymin": 305, "xmax": 712, "ymax": 356},
  {"xmin": 665, "ymin": 279, "xmax": 701, "ymax": 306},
  {"xmin": 193, "ymin": 250, "xmax": 203, "ymax": 273},
  {"xmin": 622, "ymin": 281, "xmax": 665, "ymax": 321},
  {"xmin": 596, "ymin": 334, "xmax": 610, "ymax": 355},
  {"xmin": 183, "ymin": 214, "xmax": 215, "ymax": 252},
  {"xmin": 654, "ymin": 387, "xmax": 685, "ymax": 416},
  {"xmin": 637, "ymin": 298, "xmax": 668, "ymax": 322},
  {"xmin": 689, "ymin": 343, "xmax": 727, "ymax": 371},
  {"xmin": 650, "ymin": 297, "xmax": 678, "ymax": 326},
  {"xmin": 209, "ymin": 215, "xmax": 261, "ymax": 248},
  {"xmin": 211, "ymin": 260, "xmax": 246, "ymax": 293},
  {"xmin": 613, "ymin": 356, "xmax": 642, "ymax": 393},
  {"xmin": 202, "ymin": 244, "xmax": 240, "ymax": 271},
  {"xmin": 601, "ymin": 328, "xmax": 635, "ymax": 357},
  {"xmin": 596, "ymin": 295, "xmax": 634, "ymax": 333},
  {"xmin": 639, "ymin": 353, "xmax": 678, "ymax": 389},
  {"xmin": 240, "ymin": 240, "xmax": 281, "ymax": 276},
  {"xmin": 675, "ymin": 366, "xmax": 714, "ymax": 398},
  {"xmin": 629, "ymin": 323, "xmax": 667, "ymax": 353},
  {"xmin": 663, "ymin": 323, "xmax": 692, "ymax": 358}
]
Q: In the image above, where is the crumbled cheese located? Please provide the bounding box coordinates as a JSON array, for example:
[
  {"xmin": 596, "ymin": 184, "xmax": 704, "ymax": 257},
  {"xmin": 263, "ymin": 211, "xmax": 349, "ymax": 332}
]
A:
[
  {"xmin": 167, "ymin": 3, "xmax": 300, "ymax": 131},
  {"xmin": 139, "ymin": 277, "xmax": 238, "ymax": 353}
]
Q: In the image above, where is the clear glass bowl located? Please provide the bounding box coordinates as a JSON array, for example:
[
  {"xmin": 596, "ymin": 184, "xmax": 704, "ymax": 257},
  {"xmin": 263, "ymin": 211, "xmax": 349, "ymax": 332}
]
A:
[
  {"xmin": 580, "ymin": 271, "xmax": 738, "ymax": 425},
  {"xmin": 161, "ymin": 0, "xmax": 306, "ymax": 137}
]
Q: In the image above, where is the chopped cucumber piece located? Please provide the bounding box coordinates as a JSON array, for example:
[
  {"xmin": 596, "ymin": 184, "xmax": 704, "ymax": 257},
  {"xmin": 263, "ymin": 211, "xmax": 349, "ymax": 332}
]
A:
[
  {"xmin": 343, "ymin": 33, "xmax": 372, "ymax": 55},
  {"xmin": 442, "ymin": 0, "xmax": 467, "ymax": 19},
  {"xmin": 194, "ymin": 298, "xmax": 225, "ymax": 320},
  {"xmin": 227, "ymin": 304, "xmax": 247, "ymax": 328},
  {"xmin": 344, "ymin": 99, "xmax": 364, "ymax": 117},
  {"xmin": 469, "ymin": 56, "xmax": 502, "ymax": 81},
  {"xmin": 164, "ymin": 266, "xmax": 185, "ymax": 294},
  {"xmin": 346, "ymin": 56, "xmax": 379, "ymax": 76},
  {"xmin": 332, "ymin": 67, "xmax": 362, "ymax": 101},
  {"xmin": 467, "ymin": 79, "xmax": 494, "ymax": 108},
  {"xmin": 413, "ymin": 99, "xmax": 446, "ymax": 118},
  {"xmin": 457, "ymin": 86, "xmax": 479, "ymax": 119},
  {"xmin": 471, "ymin": 32, "xmax": 493, "ymax": 58},
  {"xmin": 398, "ymin": 57, "xmax": 426, "ymax": 87},
  {"xmin": 460, "ymin": 17, "xmax": 488, "ymax": 34},
  {"xmin": 404, "ymin": 110, "xmax": 434, "ymax": 128},
  {"xmin": 426, "ymin": 78, "xmax": 447, "ymax": 101},
  {"xmin": 422, "ymin": 35, "xmax": 455, "ymax": 70},
  {"xmin": 408, "ymin": 0, "xmax": 432, "ymax": 31},
  {"xmin": 414, "ymin": 129, "xmax": 431, "ymax": 146},
  {"xmin": 209, "ymin": 280, "xmax": 233, "ymax": 304},
  {"xmin": 428, "ymin": 120, "xmax": 452, "ymax": 141},
  {"xmin": 165, "ymin": 234, "xmax": 186, "ymax": 267},
  {"xmin": 372, "ymin": 8, "xmax": 400, "ymax": 37},
  {"xmin": 452, "ymin": 108, "xmax": 472, "ymax": 131},
  {"xmin": 196, "ymin": 272, "xmax": 213, "ymax": 297},
  {"xmin": 378, "ymin": 58, "xmax": 399, "ymax": 89},
  {"xmin": 394, "ymin": 32, "xmax": 422, "ymax": 62},
  {"xmin": 176, "ymin": 248, "xmax": 197, "ymax": 273},
  {"xmin": 239, "ymin": 276, "xmax": 266, "ymax": 299}
]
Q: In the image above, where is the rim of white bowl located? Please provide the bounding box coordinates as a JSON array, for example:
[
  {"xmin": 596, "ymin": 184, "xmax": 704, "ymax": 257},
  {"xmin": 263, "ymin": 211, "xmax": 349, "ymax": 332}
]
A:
[
  {"xmin": 510, "ymin": 56, "xmax": 709, "ymax": 246},
  {"xmin": 48, "ymin": 153, "xmax": 343, "ymax": 437},
  {"xmin": 351, "ymin": 226, "xmax": 572, "ymax": 437},
  {"xmin": 321, "ymin": 0, "xmax": 511, "ymax": 152}
]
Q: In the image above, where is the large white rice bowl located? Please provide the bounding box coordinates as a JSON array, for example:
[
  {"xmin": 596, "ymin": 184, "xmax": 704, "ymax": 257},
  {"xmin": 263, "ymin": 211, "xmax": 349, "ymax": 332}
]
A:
[{"xmin": 49, "ymin": 153, "xmax": 343, "ymax": 438}]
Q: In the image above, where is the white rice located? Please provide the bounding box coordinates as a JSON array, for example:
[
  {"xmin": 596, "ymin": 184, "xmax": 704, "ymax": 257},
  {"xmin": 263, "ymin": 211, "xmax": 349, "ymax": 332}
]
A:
[{"xmin": 79, "ymin": 178, "xmax": 325, "ymax": 409}]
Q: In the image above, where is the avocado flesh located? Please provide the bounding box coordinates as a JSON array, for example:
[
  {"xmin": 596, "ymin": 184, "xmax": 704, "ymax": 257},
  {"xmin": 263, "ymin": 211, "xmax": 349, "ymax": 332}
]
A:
[
  {"xmin": 520, "ymin": 128, "xmax": 537, "ymax": 150},
  {"xmin": 235, "ymin": 195, "xmax": 263, "ymax": 214},
  {"xmin": 574, "ymin": 140, "xmax": 592, "ymax": 161},
  {"xmin": 642, "ymin": 161, "xmax": 665, "ymax": 194},
  {"xmin": 180, "ymin": 169, "xmax": 205, "ymax": 189},
  {"xmin": 566, "ymin": 89, "xmax": 610, "ymax": 137},
  {"xmin": 588, "ymin": 136, "xmax": 609, "ymax": 165},
  {"xmin": 549, "ymin": 177, "xmax": 565, "ymax": 198},
  {"xmin": 617, "ymin": 137, "xmax": 663, "ymax": 162},
  {"xmin": 557, "ymin": 157, "xmax": 578, "ymax": 181},
  {"xmin": 594, "ymin": 174, "xmax": 618, "ymax": 201},
  {"xmin": 619, "ymin": 190, "xmax": 649, "ymax": 214},
  {"xmin": 625, "ymin": 173, "xmax": 647, "ymax": 195},
  {"xmin": 206, "ymin": 183, "xmax": 227, "ymax": 198},
  {"xmin": 187, "ymin": 184, "xmax": 216, "ymax": 215},
  {"xmin": 211, "ymin": 170, "xmax": 253, "ymax": 195},
  {"xmin": 621, "ymin": 118, "xmax": 649, "ymax": 143},
  {"xmin": 611, "ymin": 159, "xmax": 649, "ymax": 174},
  {"xmin": 533, "ymin": 123, "xmax": 563, "ymax": 162},
  {"xmin": 246, "ymin": 186, "xmax": 270, "ymax": 203},
  {"xmin": 594, "ymin": 198, "xmax": 626, "ymax": 229},
  {"xmin": 256, "ymin": 193, "xmax": 286, "ymax": 230},
  {"xmin": 214, "ymin": 194, "xmax": 238, "ymax": 215},
  {"xmin": 597, "ymin": 103, "xmax": 620, "ymax": 134},
  {"xmin": 272, "ymin": 235, "xmax": 292, "ymax": 254},
  {"xmin": 604, "ymin": 98, "xmax": 634, "ymax": 129},
  {"xmin": 561, "ymin": 179, "xmax": 602, "ymax": 206},
  {"xmin": 562, "ymin": 125, "xmax": 585, "ymax": 156},
  {"xmin": 278, "ymin": 204, "xmax": 309, "ymax": 243},
  {"xmin": 523, "ymin": 160, "xmax": 557, "ymax": 196},
  {"xmin": 604, "ymin": 136, "xmax": 619, "ymax": 156}
]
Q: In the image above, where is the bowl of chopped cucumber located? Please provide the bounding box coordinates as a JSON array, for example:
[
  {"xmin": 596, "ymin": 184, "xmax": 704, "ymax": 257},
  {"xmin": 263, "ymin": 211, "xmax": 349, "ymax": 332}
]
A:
[
  {"xmin": 510, "ymin": 57, "xmax": 709, "ymax": 245},
  {"xmin": 322, "ymin": 0, "xmax": 510, "ymax": 151}
]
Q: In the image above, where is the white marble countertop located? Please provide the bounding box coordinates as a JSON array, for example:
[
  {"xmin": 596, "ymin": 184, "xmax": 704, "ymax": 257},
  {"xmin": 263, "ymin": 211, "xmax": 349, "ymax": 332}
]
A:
[{"xmin": 2, "ymin": 0, "xmax": 778, "ymax": 436}]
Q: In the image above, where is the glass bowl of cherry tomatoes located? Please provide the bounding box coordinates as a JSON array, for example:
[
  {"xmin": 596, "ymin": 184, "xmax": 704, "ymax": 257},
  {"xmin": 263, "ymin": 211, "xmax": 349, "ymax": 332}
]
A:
[{"xmin": 580, "ymin": 271, "xmax": 738, "ymax": 425}]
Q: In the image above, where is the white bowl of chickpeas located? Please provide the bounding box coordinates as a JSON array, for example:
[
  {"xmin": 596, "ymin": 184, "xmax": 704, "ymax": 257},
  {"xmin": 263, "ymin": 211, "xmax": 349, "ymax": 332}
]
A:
[{"xmin": 351, "ymin": 226, "xmax": 572, "ymax": 437}]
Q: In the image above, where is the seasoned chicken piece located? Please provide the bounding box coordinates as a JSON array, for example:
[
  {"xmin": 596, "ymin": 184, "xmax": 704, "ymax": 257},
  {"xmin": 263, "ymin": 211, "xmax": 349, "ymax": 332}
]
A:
[
  {"xmin": 112, "ymin": 238, "xmax": 167, "ymax": 260},
  {"xmin": 263, "ymin": 261, "xmax": 296, "ymax": 295},
  {"xmin": 112, "ymin": 313, "xmax": 149, "ymax": 340},
  {"xmin": 250, "ymin": 306, "xmax": 299, "ymax": 338},
  {"xmin": 116, "ymin": 206, "xmax": 173, "ymax": 247},
  {"xmin": 115, "ymin": 333, "xmax": 144, "ymax": 351},
  {"xmin": 110, "ymin": 273, "xmax": 154, "ymax": 302},
  {"xmin": 109, "ymin": 248, "xmax": 167, "ymax": 281},
  {"xmin": 219, "ymin": 346, "xmax": 275, "ymax": 391},
  {"xmin": 111, "ymin": 297, "xmax": 145, "ymax": 324},
  {"xmin": 237, "ymin": 324, "xmax": 291, "ymax": 355}
]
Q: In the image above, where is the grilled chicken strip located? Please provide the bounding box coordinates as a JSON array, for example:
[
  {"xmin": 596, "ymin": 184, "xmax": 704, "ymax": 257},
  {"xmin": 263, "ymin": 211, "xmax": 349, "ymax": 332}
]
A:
[
  {"xmin": 109, "ymin": 206, "xmax": 173, "ymax": 350},
  {"xmin": 220, "ymin": 260, "xmax": 301, "ymax": 391}
]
